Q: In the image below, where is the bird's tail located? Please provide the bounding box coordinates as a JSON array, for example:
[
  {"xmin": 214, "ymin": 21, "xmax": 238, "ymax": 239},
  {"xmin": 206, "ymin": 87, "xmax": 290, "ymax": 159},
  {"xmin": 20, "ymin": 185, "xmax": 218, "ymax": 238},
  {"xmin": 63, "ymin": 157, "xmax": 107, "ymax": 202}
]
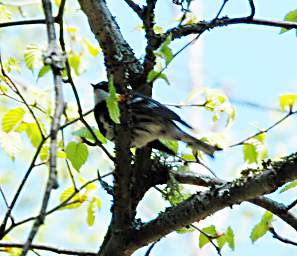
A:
[{"xmin": 180, "ymin": 132, "xmax": 221, "ymax": 157}]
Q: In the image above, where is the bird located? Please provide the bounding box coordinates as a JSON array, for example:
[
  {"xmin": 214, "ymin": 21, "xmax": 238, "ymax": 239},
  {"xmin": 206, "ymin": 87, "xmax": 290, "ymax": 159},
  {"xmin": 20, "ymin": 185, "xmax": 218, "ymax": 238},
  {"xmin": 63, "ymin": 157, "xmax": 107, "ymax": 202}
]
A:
[{"xmin": 92, "ymin": 81, "xmax": 220, "ymax": 157}]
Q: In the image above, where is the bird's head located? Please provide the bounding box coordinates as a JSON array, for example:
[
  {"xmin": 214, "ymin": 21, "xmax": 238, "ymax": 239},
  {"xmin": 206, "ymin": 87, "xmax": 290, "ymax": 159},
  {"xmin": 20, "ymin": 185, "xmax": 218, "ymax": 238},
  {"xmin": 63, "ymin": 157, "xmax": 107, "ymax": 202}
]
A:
[{"xmin": 91, "ymin": 81, "xmax": 110, "ymax": 105}]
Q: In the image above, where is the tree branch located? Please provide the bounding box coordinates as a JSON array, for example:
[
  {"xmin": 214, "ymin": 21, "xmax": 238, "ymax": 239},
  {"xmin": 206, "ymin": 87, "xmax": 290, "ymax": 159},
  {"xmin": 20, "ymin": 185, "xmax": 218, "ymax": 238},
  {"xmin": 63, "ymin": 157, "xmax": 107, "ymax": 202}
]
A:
[
  {"xmin": 0, "ymin": 19, "xmax": 46, "ymax": 28},
  {"xmin": 269, "ymin": 226, "xmax": 297, "ymax": 247},
  {"xmin": 21, "ymin": 0, "xmax": 65, "ymax": 254},
  {"xmin": 123, "ymin": 0, "xmax": 143, "ymax": 19},
  {"xmin": 78, "ymin": 0, "xmax": 143, "ymax": 88},
  {"xmin": 165, "ymin": 18, "xmax": 297, "ymax": 43},
  {"xmin": 129, "ymin": 153, "xmax": 297, "ymax": 252},
  {"xmin": 0, "ymin": 140, "xmax": 46, "ymax": 239}
]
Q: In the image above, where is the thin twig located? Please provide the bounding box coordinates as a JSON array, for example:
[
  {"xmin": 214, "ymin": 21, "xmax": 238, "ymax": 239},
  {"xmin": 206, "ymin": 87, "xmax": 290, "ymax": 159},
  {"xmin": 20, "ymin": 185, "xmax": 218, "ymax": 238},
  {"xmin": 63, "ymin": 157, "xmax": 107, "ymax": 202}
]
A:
[
  {"xmin": 21, "ymin": 0, "xmax": 65, "ymax": 254},
  {"xmin": 191, "ymin": 224, "xmax": 223, "ymax": 256},
  {"xmin": 123, "ymin": 0, "xmax": 143, "ymax": 18},
  {"xmin": 0, "ymin": 19, "xmax": 46, "ymax": 28},
  {"xmin": 0, "ymin": 140, "xmax": 46, "ymax": 239},
  {"xmin": 3, "ymin": 177, "xmax": 100, "ymax": 236},
  {"xmin": 0, "ymin": 242, "xmax": 97, "ymax": 256},
  {"xmin": 230, "ymin": 110, "xmax": 297, "ymax": 147},
  {"xmin": 56, "ymin": 5, "xmax": 114, "ymax": 162},
  {"xmin": 0, "ymin": 93, "xmax": 49, "ymax": 115},
  {"xmin": 230, "ymin": 98, "xmax": 281, "ymax": 112},
  {"xmin": 287, "ymin": 199, "xmax": 297, "ymax": 210},
  {"xmin": 150, "ymin": 33, "xmax": 202, "ymax": 84},
  {"xmin": 269, "ymin": 226, "xmax": 297, "ymax": 247},
  {"xmin": 144, "ymin": 241, "xmax": 158, "ymax": 256},
  {"xmin": 214, "ymin": 0, "xmax": 229, "ymax": 20},
  {"xmin": 248, "ymin": 0, "xmax": 255, "ymax": 19}
]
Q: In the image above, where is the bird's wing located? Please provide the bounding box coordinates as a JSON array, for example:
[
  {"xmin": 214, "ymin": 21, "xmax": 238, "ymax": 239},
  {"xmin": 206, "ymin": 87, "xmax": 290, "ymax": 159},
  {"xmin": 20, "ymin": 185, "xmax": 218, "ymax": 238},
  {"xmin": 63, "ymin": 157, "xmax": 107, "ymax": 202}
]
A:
[{"xmin": 127, "ymin": 93, "xmax": 193, "ymax": 129}]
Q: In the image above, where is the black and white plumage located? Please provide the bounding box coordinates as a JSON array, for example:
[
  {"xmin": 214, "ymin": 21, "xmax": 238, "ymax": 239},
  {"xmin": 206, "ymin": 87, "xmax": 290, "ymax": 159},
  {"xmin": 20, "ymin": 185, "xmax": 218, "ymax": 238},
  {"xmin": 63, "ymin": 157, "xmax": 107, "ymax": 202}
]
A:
[{"xmin": 92, "ymin": 81, "xmax": 220, "ymax": 157}]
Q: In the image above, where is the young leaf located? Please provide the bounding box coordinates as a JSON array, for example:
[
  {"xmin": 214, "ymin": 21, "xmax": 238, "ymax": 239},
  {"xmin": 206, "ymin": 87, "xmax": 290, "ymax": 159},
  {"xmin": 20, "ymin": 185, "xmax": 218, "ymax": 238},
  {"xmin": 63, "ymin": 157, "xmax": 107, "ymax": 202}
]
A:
[
  {"xmin": 87, "ymin": 198, "xmax": 96, "ymax": 226},
  {"xmin": 68, "ymin": 52, "xmax": 81, "ymax": 76},
  {"xmin": 2, "ymin": 107, "xmax": 25, "ymax": 133},
  {"xmin": 216, "ymin": 235, "xmax": 226, "ymax": 250},
  {"xmin": 279, "ymin": 94, "xmax": 297, "ymax": 112},
  {"xmin": 37, "ymin": 65, "xmax": 51, "ymax": 80},
  {"xmin": 160, "ymin": 139, "xmax": 179, "ymax": 154},
  {"xmin": 250, "ymin": 211, "xmax": 273, "ymax": 242},
  {"xmin": 199, "ymin": 225, "xmax": 217, "ymax": 248},
  {"xmin": 225, "ymin": 226, "xmax": 235, "ymax": 250},
  {"xmin": 280, "ymin": 180, "xmax": 297, "ymax": 193},
  {"xmin": 82, "ymin": 38, "xmax": 100, "ymax": 57},
  {"xmin": 65, "ymin": 141, "xmax": 89, "ymax": 171},
  {"xmin": 106, "ymin": 79, "xmax": 120, "ymax": 124},
  {"xmin": 72, "ymin": 127, "xmax": 107, "ymax": 144},
  {"xmin": 159, "ymin": 34, "xmax": 173, "ymax": 65},
  {"xmin": 24, "ymin": 123, "xmax": 42, "ymax": 147},
  {"xmin": 147, "ymin": 70, "xmax": 170, "ymax": 85},
  {"xmin": 243, "ymin": 143, "xmax": 258, "ymax": 164},
  {"xmin": 24, "ymin": 44, "xmax": 42, "ymax": 71},
  {"xmin": 59, "ymin": 186, "xmax": 86, "ymax": 209},
  {"xmin": 280, "ymin": 9, "xmax": 297, "ymax": 34}
]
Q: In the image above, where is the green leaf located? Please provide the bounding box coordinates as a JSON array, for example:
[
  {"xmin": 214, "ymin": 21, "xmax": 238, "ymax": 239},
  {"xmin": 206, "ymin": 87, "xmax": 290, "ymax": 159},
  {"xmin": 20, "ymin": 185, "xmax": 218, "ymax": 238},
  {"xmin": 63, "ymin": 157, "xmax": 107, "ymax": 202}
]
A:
[
  {"xmin": 216, "ymin": 235, "xmax": 226, "ymax": 250},
  {"xmin": 153, "ymin": 25, "xmax": 164, "ymax": 34},
  {"xmin": 82, "ymin": 38, "xmax": 100, "ymax": 57},
  {"xmin": 226, "ymin": 226, "xmax": 235, "ymax": 250},
  {"xmin": 59, "ymin": 186, "xmax": 87, "ymax": 209},
  {"xmin": 159, "ymin": 34, "xmax": 173, "ymax": 65},
  {"xmin": 243, "ymin": 143, "xmax": 258, "ymax": 164},
  {"xmin": 176, "ymin": 226, "xmax": 195, "ymax": 234},
  {"xmin": 72, "ymin": 127, "xmax": 107, "ymax": 144},
  {"xmin": 147, "ymin": 70, "xmax": 170, "ymax": 85},
  {"xmin": 281, "ymin": 9, "xmax": 297, "ymax": 34},
  {"xmin": 2, "ymin": 107, "xmax": 25, "ymax": 133},
  {"xmin": 65, "ymin": 141, "xmax": 89, "ymax": 171},
  {"xmin": 181, "ymin": 154, "xmax": 196, "ymax": 161},
  {"xmin": 106, "ymin": 78, "xmax": 121, "ymax": 124},
  {"xmin": 160, "ymin": 139, "xmax": 178, "ymax": 154},
  {"xmin": 24, "ymin": 44, "xmax": 42, "ymax": 71},
  {"xmin": 280, "ymin": 180, "xmax": 297, "ymax": 193},
  {"xmin": 68, "ymin": 52, "xmax": 81, "ymax": 76},
  {"xmin": 250, "ymin": 211, "xmax": 273, "ymax": 242},
  {"xmin": 87, "ymin": 198, "xmax": 96, "ymax": 226},
  {"xmin": 199, "ymin": 225, "xmax": 217, "ymax": 248},
  {"xmin": 37, "ymin": 65, "xmax": 51, "ymax": 80},
  {"xmin": 24, "ymin": 123, "xmax": 42, "ymax": 147},
  {"xmin": 279, "ymin": 94, "xmax": 297, "ymax": 111}
]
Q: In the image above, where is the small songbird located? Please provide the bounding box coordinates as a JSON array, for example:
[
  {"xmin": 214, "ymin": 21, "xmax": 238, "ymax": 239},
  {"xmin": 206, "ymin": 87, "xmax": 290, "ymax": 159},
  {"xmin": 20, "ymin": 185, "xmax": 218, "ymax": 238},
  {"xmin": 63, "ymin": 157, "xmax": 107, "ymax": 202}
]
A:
[{"xmin": 92, "ymin": 81, "xmax": 220, "ymax": 157}]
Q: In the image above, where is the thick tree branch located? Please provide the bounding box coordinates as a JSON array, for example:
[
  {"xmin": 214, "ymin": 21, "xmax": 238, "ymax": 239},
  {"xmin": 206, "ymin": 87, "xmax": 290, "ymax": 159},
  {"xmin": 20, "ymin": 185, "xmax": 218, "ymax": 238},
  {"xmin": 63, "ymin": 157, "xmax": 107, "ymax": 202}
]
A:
[
  {"xmin": 128, "ymin": 153, "xmax": 297, "ymax": 252},
  {"xmin": 171, "ymin": 171, "xmax": 297, "ymax": 230},
  {"xmin": 78, "ymin": 0, "xmax": 143, "ymax": 88}
]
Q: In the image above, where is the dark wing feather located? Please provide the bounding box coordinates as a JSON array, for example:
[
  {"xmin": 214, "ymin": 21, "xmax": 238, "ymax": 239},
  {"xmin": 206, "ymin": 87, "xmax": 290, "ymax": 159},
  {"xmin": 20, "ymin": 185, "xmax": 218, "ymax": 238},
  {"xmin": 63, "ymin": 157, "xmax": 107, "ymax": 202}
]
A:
[{"xmin": 128, "ymin": 93, "xmax": 193, "ymax": 129}]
